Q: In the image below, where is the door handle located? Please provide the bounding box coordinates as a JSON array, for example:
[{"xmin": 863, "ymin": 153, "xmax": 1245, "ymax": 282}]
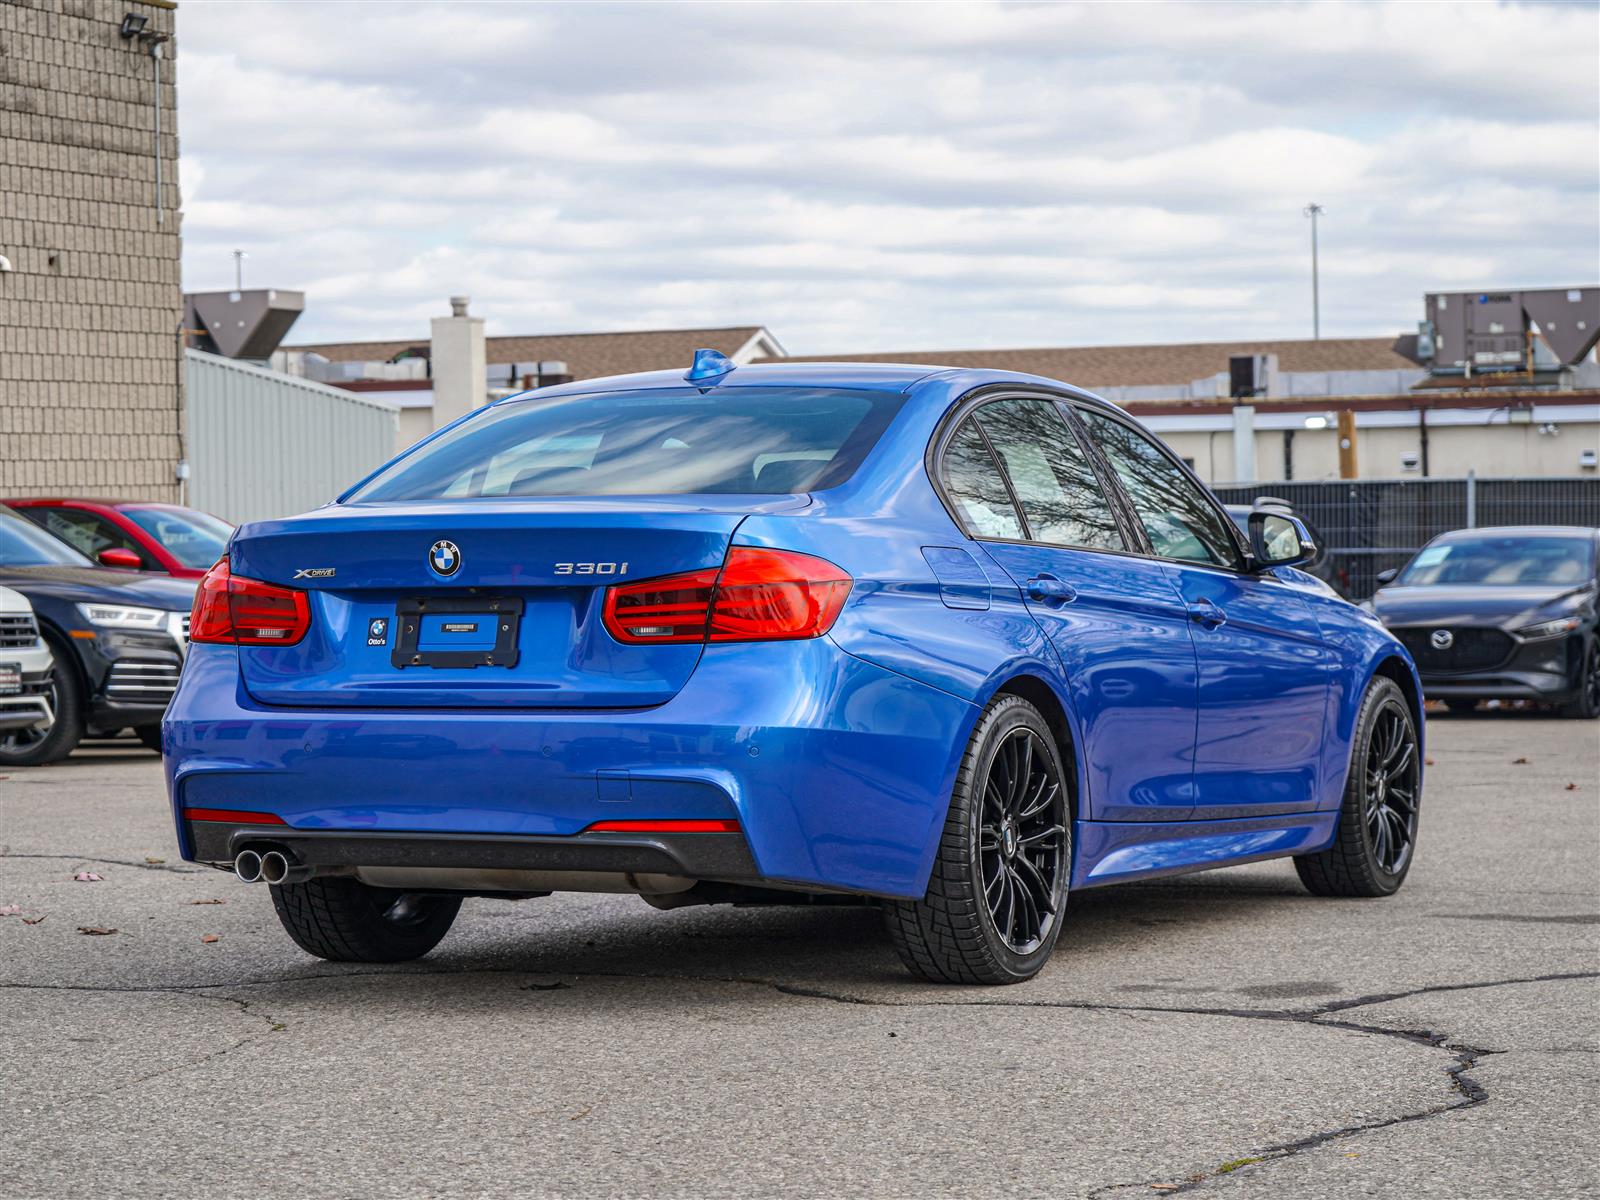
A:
[
  {"xmin": 1186, "ymin": 599, "xmax": 1227, "ymax": 629},
  {"xmin": 1026, "ymin": 576, "xmax": 1077, "ymax": 604}
]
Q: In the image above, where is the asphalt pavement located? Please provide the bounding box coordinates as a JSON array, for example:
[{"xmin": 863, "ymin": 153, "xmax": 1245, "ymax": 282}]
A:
[{"xmin": 1, "ymin": 711, "xmax": 1595, "ymax": 1199}]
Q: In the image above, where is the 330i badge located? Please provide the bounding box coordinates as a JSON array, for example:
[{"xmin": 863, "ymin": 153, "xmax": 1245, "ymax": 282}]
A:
[{"xmin": 165, "ymin": 351, "xmax": 1424, "ymax": 984}]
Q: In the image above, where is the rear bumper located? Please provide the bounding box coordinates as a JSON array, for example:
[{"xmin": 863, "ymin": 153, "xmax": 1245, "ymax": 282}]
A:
[
  {"xmin": 184, "ymin": 820, "xmax": 761, "ymax": 881},
  {"xmin": 164, "ymin": 638, "xmax": 977, "ymax": 899}
]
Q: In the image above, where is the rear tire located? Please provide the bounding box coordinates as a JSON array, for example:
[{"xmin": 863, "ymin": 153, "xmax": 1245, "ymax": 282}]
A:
[
  {"xmin": 1444, "ymin": 698, "xmax": 1477, "ymax": 715},
  {"xmin": 0, "ymin": 637, "xmax": 84, "ymax": 767},
  {"xmin": 1296, "ymin": 676, "xmax": 1420, "ymax": 898},
  {"xmin": 269, "ymin": 877, "xmax": 461, "ymax": 962},
  {"xmin": 884, "ymin": 694, "xmax": 1070, "ymax": 985},
  {"xmin": 133, "ymin": 724, "xmax": 163, "ymax": 753}
]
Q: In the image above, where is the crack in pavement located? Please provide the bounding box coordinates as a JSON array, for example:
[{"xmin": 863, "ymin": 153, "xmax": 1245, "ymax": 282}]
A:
[
  {"xmin": 4, "ymin": 983, "xmax": 287, "ymax": 1119},
  {"xmin": 6, "ymin": 966, "xmax": 1591, "ymax": 1193}
]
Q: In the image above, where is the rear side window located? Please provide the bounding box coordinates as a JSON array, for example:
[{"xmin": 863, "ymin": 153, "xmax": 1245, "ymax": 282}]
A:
[
  {"xmin": 349, "ymin": 387, "xmax": 906, "ymax": 501},
  {"xmin": 974, "ymin": 399, "xmax": 1124, "ymax": 551},
  {"xmin": 941, "ymin": 419, "xmax": 1024, "ymax": 540}
]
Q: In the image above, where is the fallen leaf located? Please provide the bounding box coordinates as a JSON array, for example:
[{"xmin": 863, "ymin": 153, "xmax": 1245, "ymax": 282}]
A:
[
  {"xmin": 0, "ymin": 904, "xmax": 20, "ymax": 917},
  {"xmin": 1424, "ymin": 757, "xmax": 1436, "ymax": 766},
  {"xmin": 1567, "ymin": 783, "xmax": 1580, "ymax": 791},
  {"xmin": 1512, "ymin": 757, "xmax": 1529, "ymax": 765},
  {"xmin": 72, "ymin": 871, "xmax": 103, "ymax": 882},
  {"xmin": 200, "ymin": 933, "xmax": 222, "ymax": 944},
  {"xmin": 145, "ymin": 857, "xmax": 166, "ymax": 865},
  {"xmin": 76, "ymin": 926, "xmax": 117, "ymax": 936},
  {"xmin": 568, "ymin": 1105, "xmax": 593, "ymax": 1121},
  {"xmin": 22, "ymin": 916, "xmax": 45, "ymax": 925},
  {"xmin": 188, "ymin": 898, "xmax": 226, "ymax": 905}
]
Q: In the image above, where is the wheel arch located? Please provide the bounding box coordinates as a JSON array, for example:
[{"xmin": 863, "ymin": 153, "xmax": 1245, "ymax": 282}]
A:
[
  {"xmin": 988, "ymin": 671, "xmax": 1082, "ymax": 826},
  {"xmin": 1371, "ymin": 653, "xmax": 1425, "ymax": 753}
]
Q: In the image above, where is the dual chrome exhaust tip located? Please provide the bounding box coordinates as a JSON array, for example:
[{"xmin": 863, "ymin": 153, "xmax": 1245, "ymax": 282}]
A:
[{"xmin": 234, "ymin": 848, "xmax": 311, "ymax": 885}]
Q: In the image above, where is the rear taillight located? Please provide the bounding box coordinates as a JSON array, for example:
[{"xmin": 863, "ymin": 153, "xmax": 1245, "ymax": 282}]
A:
[
  {"xmin": 190, "ymin": 557, "xmax": 311, "ymax": 647},
  {"xmin": 602, "ymin": 547, "xmax": 851, "ymax": 644}
]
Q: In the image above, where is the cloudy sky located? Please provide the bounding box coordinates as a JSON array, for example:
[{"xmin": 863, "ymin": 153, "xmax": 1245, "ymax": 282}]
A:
[{"xmin": 177, "ymin": 1, "xmax": 1597, "ymax": 353}]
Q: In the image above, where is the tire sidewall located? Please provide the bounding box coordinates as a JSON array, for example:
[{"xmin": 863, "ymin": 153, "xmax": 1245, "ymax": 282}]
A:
[{"xmin": 964, "ymin": 699, "xmax": 1071, "ymax": 980}]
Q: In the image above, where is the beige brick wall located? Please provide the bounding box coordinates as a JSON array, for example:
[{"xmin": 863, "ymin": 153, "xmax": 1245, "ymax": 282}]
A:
[{"xmin": 0, "ymin": 0, "xmax": 182, "ymax": 499}]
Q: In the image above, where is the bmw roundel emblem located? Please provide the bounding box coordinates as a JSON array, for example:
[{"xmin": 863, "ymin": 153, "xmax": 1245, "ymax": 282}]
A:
[
  {"xmin": 1430, "ymin": 629, "xmax": 1454, "ymax": 650},
  {"xmin": 428, "ymin": 539, "xmax": 461, "ymax": 577}
]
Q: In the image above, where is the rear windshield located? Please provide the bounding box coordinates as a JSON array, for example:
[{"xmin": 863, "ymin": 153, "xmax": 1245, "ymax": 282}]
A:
[
  {"xmin": 1397, "ymin": 535, "xmax": 1595, "ymax": 587},
  {"xmin": 348, "ymin": 387, "xmax": 906, "ymax": 502}
]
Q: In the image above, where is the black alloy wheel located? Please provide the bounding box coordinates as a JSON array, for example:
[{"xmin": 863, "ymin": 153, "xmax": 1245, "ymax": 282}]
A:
[
  {"xmin": 885, "ymin": 694, "xmax": 1071, "ymax": 984},
  {"xmin": 1362, "ymin": 698, "xmax": 1420, "ymax": 876},
  {"xmin": 979, "ymin": 727, "xmax": 1068, "ymax": 955},
  {"xmin": 1296, "ymin": 676, "xmax": 1421, "ymax": 897}
]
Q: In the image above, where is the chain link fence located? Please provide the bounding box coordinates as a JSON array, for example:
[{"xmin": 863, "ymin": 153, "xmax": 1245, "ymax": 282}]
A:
[{"xmin": 1211, "ymin": 476, "xmax": 1600, "ymax": 599}]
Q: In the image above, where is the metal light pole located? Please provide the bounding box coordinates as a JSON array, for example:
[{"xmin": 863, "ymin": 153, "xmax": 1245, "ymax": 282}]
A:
[{"xmin": 1303, "ymin": 203, "xmax": 1324, "ymax": 340}]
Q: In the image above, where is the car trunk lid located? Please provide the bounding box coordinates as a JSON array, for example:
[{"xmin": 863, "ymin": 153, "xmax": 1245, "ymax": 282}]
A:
[{"xmin": 228, "ymin": 497, "xmax": 805, "ymax": 708}]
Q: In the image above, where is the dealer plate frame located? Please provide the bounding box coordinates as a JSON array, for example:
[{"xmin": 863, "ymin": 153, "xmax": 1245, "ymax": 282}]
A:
[{"xmin": 390, "ymin": 596, "xmax": 524, "ymax": 670}]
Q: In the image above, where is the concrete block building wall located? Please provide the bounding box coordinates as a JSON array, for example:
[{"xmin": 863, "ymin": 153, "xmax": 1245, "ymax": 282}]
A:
[{"xmin": 0, "ymin": 0, "xmax": 182, "ymax": 498}]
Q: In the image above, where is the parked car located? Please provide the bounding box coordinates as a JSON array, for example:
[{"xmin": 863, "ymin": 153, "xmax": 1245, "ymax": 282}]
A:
[
  {"xmin": 0, "ymin": 585, "xmax": 56, "ymax": 751},
  {"xmin": 1225, "ymin": 499, "xmax": 1348, "ymax": 597},
  {"xmin": 164, "ymin": 355, "xmax": 1423, "ymax": 983},
  {"xmin": 1369, "ymin": 526, "xmax": 1599, "ymax": 719},
  {"xmin": 4, "ymin": 498, "xmax": 232, "ymax": 579},
  {"xmin": 0, "ymin": 505, "xmax": 196, "ymax": 765}
]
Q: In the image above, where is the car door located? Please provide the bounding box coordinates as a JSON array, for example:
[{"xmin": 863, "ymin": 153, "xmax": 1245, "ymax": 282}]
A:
[
  {"xmin": 937, "ymin": 396, "xmax": 1200, "ymax": 821},
  {"xmin": 1079, "ymin": 409, "xmax": 1330, "ymax": 818}
]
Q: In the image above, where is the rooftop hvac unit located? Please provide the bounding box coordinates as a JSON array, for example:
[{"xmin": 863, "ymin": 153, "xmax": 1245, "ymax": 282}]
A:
[
  {"xmin": 184, "ymin": 289, "xmax": 305, "ymax": 361},
  {"xmin": 1423, "ymin": 287, "xmax": 1598, "ymax": 377}
]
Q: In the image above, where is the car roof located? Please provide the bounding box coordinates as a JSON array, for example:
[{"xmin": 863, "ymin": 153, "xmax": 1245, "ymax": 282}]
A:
[
  {"xmin": 1435, "ymin": 526, "xmax": 1599, "ymax": 540},
  {"xmin": 3, "ymin": 497, "xmax": 159, "ymax": 509},
  {"xmin": 518, "ymin": 360, "xmax": 1126, "ymax": 410}
]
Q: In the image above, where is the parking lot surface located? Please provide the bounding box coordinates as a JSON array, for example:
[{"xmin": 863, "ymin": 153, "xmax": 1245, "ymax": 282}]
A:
[{"xmin": 1, "ymin": 713, "xmax": 1595, "ymax": 1199}]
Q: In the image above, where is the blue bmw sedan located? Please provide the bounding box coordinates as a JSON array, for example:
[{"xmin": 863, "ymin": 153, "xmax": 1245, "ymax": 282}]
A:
[{"xmin": 163, "ymin": 353, "xmax": 1423, "ymax": 984}]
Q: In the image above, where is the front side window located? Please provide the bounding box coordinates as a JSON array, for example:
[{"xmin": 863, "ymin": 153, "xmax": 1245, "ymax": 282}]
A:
[
  {"xmin": 974, "ymin": 399, "xmax": 1124, "ymax": 551},
  {"xmin": 349, "ymin": 387, "xmax": 906, "ymax": 501},
  {"xmin": 940, "ymin": 419, "xmax": 1024, "ymax": 540},
  {"xmin": 1081, "ymin": 412, "xmax": 1238, "ymax": 567},
  {"xmin": 17, "ymin": 508, "xmax": 152, "ymax": 566}
]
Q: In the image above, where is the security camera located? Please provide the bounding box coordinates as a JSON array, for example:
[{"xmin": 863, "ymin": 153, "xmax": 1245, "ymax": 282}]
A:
[{"xmin": 0, "ymin": 254, "xmax": 13, "ymax": 273}]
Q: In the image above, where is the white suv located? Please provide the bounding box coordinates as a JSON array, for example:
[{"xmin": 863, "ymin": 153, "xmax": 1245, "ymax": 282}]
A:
[{"xmin": 0, "ymin": 585, "xmax": 55, "ymax": 746}]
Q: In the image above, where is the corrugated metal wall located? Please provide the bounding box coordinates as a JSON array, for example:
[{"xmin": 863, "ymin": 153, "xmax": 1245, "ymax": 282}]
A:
[{"xmin": 186, "ymin": 349, "xmax": 399, "ymax": 524}]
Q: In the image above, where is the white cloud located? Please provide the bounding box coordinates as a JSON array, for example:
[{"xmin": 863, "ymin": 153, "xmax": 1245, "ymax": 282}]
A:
[{"xmin": 175, "ymin": 0, "xmax": 1598, "ymax": 353}]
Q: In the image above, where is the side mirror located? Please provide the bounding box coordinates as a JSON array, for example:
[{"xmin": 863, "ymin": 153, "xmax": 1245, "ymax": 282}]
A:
[
  {"xmin": 1374, "ymin": 567, "xmax": 1400, "ymax": 586},
  {"xmin": 1249, "ymin": 510, "xmax": 1315, "ymax": 570},
  {"xmin": 97, "ymin": 547, "xmax": 143, "ymax": 570}
]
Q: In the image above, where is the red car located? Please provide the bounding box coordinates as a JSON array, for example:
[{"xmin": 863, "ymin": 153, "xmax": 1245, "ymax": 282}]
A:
[{"xmin": 4, "ymin": 500, "xmax": 233, "ymax": 579}]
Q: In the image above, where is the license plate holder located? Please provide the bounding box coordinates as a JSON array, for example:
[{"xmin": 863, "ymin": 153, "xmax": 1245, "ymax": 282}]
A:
[
  {"xmin": 0, "ymin": 662, "xmax": 19, "ymax": 696},
  {"xmin": 391, "ymin": 597, "xmax": 523, "ymax": 670}
]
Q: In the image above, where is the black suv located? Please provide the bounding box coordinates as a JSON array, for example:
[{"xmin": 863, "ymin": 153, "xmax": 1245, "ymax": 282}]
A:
[{"xmin": 0, "ymin": 505, "xmax": 196, "ymax": 765}]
